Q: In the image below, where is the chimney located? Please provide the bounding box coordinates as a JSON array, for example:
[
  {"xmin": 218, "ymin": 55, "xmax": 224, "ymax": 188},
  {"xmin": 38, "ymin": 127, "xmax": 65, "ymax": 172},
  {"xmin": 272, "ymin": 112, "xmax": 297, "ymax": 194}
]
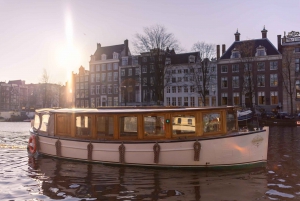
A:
[
  {"xmin": 277, "ymin": 35, "xmax": 282, "ymax": 53},
  {"xmin": 97, "ymin": 43, "xmax": 101, "ymax": 49},
  {"xmin": 124, "ymin": 39, "xmax": 128, "ymax": 56},
  {"xmin": 222, "ymin": 44, "xmax": 226, "ymax": 55},
  {"xmin": 234, "ymin": 29, "xmax": 240, "ymax": 41},
  {"xmin": 217, "ymin": 45, "xmax": 220, "ymax": 60},
  {"xmin": 261, "ymin": 25, "xmax": 268, "ymax": 38}
]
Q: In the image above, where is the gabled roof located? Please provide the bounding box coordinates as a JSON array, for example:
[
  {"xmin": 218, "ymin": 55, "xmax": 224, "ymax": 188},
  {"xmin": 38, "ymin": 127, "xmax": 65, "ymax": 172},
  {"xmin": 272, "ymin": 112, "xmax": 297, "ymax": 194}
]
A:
[
  {"xmin": 168, "ymin": 52, "xmax": 199, "ymax": 65},
  {"xmin": 220, "ymin": 38, "xmax": 281, "ymax": 60},
  {"xmin": 94, "ymin": 44, "xmax": 125, "ymax": 60}
]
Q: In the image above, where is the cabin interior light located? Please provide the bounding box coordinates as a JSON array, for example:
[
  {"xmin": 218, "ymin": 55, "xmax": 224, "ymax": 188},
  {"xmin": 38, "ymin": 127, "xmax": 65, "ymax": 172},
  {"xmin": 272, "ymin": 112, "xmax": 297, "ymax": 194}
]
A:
[{"xmin": 166, "ymin": 119, "xmax": 170, "ymax": 123}]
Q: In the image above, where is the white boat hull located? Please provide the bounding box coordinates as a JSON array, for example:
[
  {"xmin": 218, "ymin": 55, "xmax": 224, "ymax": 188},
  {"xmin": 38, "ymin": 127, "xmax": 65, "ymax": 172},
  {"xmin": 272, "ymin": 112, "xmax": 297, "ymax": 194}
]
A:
[{"xmin": 31, "ymin": 127, "xmax": 269, "ymax": 169}]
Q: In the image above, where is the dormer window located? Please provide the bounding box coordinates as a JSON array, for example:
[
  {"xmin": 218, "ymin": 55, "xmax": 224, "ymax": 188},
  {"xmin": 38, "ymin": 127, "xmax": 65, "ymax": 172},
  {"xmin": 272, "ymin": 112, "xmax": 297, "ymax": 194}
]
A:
[
  {"xmin": 189, "ymin": 55, "xmax": 195, "ymax": 63},
  {"xmin": 165, "ymin": 58, "xmax": 171, "ymax": 65},
  {"xmin": 256, "ymin": 46, "xmax": 266, "ymax": 56},
  {"xmin": 231, "ymin": 48, "xmax": 240, "ymax": 58},
  {"xmin": 113, "ymin": 52, "xmax": 119, "ymax": 59},
  {"xmin": 101, "ymin": 54, "xmax": 107, "ymax": 60}
]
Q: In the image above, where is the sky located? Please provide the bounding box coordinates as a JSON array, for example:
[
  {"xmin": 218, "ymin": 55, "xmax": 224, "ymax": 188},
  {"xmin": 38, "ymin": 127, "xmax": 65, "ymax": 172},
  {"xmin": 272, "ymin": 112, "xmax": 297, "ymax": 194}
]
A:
[{"xmin": 0, "ymin": 0, "xmax": 299, "ymax": 85}]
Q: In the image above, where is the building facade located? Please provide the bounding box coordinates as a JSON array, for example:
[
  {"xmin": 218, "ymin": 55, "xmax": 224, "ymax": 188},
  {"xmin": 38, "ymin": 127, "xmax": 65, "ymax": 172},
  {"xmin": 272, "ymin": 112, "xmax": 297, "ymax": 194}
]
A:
[
  {"xmin": 217, "ymin": 28, "xmax": 282, "ymax": 112},
  {"xmin": 89, "ymin": 40, "xmax": 130, "ymax": 107},
  {"xmin": 280, "ymin": 31, "xmax": 300, "ymax": 113}
]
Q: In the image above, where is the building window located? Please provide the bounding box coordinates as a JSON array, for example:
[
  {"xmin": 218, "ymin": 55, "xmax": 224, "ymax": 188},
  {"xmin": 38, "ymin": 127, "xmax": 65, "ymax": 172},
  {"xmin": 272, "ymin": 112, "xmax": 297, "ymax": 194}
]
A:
[
  {"xmin": 96, "ymin": 98, "xmax": 100, "ymax": 107},
  {"xmin": 295, "ymin": 47, "xmax": 300, "ymax": 52},
  {"xmin": 107, "ymin": 72, "xmax": 112, "ymax": 81},
  {"xmin": 233, "ymin": 92, "xmax": 239, "ymax": 105},
  {"xmin": 232, "ymin": 76, "xmax": 239, "ymax": 88},
  {"xmin": 101, "ymin": 64, "xmax": 106, "ymax": 71},
  {"xmin": 143, "ymin": 57, "xmax": 147, "ymax": 62},
  {"xmin": 96, "ymin": 85, "xmax": 100, "ymax": 94},
  {"xmin": 184, "ymin": 86, "xmax": 188, "ymax": 93},
  {"xmin": 122, "ymin": 57, "xmax": 128, "ymax": 66},
  {"xmin": 221, "ymin": 65, "xmax": 228, "ymax": 73},
  {"xmin": 91, "ymin": 74, "xmax": 95, "ymax": 83},
  {"xmin": 270, "ymin": 61, "xmax": 278, "ymax": 70},
  {"xmin": 91, "ymin": 65, "xmax": 95, "ymax": 72},
  {"xmin": 128, "ymin": 68, "xmax": 132, "ymax": 76},
  {"xmin": 189, "ymin": 55, "xmax": 195, "ymax": 63},
  {"xmin": 135, "ymin": 68, "xmax": 140, "ymax": 75},
  {"xmin": 296, "ymin": 80, "xmax": 300, "ymax": 99},
  {"xmin": 257, "ymin": 62, "xmax": 265, "ymax": 71},
  {"xmin": 96, "ymin": 64, "xmax": 100, "ymax": 71},
  {"xmin": 113, "ymin": 52, "xmax": 118, "ymax": 59},
  {"xmin": 178, "ymin": 97, "xmax": 182, "ymax": 106},
  {"xmin": 232, "ymin": 64, "xmax": 239, "ymax": 72},
  {"xmin": 190, "ymin": 97, "xmax": 195, "ymax": 106},
  {"xmin": 258, "ymin": 92, "xmax": 265, "ymax": 105},
  {"xmin": 114, "ymin": 72, "xmax": 118, "ymax": 81},
  {"xmin": 172, "ymin": 86, "xmax": 176, "ymax": 93},
  {"xmin": 184, "ymin": 97, "xmax": 188, "ymax": 106},
  {"xmin": 257, "ymin": 74, "xmax": 265, "ymax": 87},
  {"xmin": 296, "ymin": 59, "xmax": 300, "ymax": 73},
  {"xmin": 107, "ymin": 85, "xmax": 112, "ymax": 94},
  {"xmin": 101, "ymin": 54, "xmax": 106, "ymax": 60},
  {"xmin": 231, "ymin": 49, "xmax": 240, "ymax": 58},
  {"xmin": 91, "ymin": 85, "xmax": 95, "ymax": 95},
  {"xmin": 178, "ymin": 86, "xmax": 182, "ymax": 93},
  {"xmin": 96, "ymin": 74, "xmax": 100, "ymax": 82},
  {"xmin": 101, "ymin": 73, "xmax": 106, "ymax": 81},
  {"xmin": 121, "ymin": 69, "xmax": 125, "ymax": 76},
  {"xmin": 114, "ymin": 97, "xmax": 118, "ymax": 106},
  {"xmin": 172, "ymin": 97, "xmax": 176, "ymax": 106},
  {"xmin": 165, "ymin": 58, "xmax": 171, "ymax": 65},
  {"xmin": 270, "ymin": 91, "xmax": 278, "ymax": 105},
  {"xmin": 177, "ymin": 69, "xmax": 182, "ymax": 74},
  {"xmin": 167, "ymin": 87, "xmax": 170, "ymax": 93},
  {"xmin": 107, "ymin": 63, "xmax": 112, "ymax": 70},
  {"xmin": 150, "ymin": 77, "xmax": 154, "ymax": 86},
  {"xmin": 221, "ymin": 93, "xmax": 228, "ymax": 105},
  {"xmin": 91, "ymin": 98, "xmax": 95, "ymax": 108},
  {"xmin": 177, "ymin": 77, "xmax": 182, "ymax": 82},
  {"xmin": 142, "ymin": 66, "xmax": 147, "ymax": 73},
  {"xmin": 143, "ymin": 78, "xmax": 147, "ymax": 86},
  {"xmin": 114, "ymin": 85, "xmax": 118, "ymax": 94},
  {"xmin": 132, "ymin": 56, "xmax": 138, "ymax": 65},
  {"xmin": 244, "ymin": 63, "xmax": 252, "ymax": 71},
  {"xmin": 270, "ymin": 74, "xmax": 278, "ymax": 87},
  {"xmin": 166, "ymin": 97, "xmax": 170, "ymax": 106},
  {"xmin": 190, "ymin": 86, "xmax": 195, "ymax": 92},
  {"xmin": 256, "ymin": 46, "xmax": 266, "ymax": 56},
  {"xmin": 221, "ymin": 77, "xmax": 228, "ymax": 88},
  {"xmin": 102, "ymin": 86, "xmax": 106, "ymax": 94},
  {"xmin": 172, "ymin": 77, "xmax": 176, "ymax": 83},
  {"xmin": 113, "ymin": 63, "xmax": 118, "ymax": 70}
]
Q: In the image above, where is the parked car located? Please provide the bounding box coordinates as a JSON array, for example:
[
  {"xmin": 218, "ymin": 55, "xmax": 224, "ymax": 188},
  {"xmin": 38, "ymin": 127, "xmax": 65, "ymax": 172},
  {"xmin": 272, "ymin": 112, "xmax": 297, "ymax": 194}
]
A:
[
  {"xmin": 277, "ymin": 112, "xmax": 294, "ymax": 119},
  {"xmin": 264, "ymin": 111, "xmax": 276, "ymax": 119}
]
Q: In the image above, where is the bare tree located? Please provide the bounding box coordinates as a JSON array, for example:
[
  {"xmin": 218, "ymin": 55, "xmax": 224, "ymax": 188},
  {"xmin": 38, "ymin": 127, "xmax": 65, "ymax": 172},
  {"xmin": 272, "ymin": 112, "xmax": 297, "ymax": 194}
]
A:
[
  {"xmin": 133, "ymin": 24, "xmax": 182, "ymax": 105},
  {"xmin": 40, "ymin": 68, "xmax": 50, "ymax": 108},
  {"xmin": 190, "ymin": 42, "xmax": 216, "ymax": 106},
  {"xmin": 235, "ymin": 40, "xmax": 257, "ymax": 109},
  {"xmin": 281, "ymin": 46, "xmax": 296, "ymax": 114}
]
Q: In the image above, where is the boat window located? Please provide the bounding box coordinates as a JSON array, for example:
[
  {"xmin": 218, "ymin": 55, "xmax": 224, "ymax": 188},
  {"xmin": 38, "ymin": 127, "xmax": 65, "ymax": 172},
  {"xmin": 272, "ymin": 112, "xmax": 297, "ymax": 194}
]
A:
[
  {"xmin": 203, "ymin": 113, "xmax": 221, "ymax": 133},
  {"xmin": 227, "ymin": 109, "xmax": 237, "ymax": 132},
  {"xmin": 144, "ymin": 116, "xmax": 165, "ymax": 137},
  {"xmin": 119, "ymin": 116, "xmax": 137, "ymax": 138},
  {"xmin": 172, "ymin": 115, "xmax": 196, "ymax": 135},
  {"xmin": 97, "ymin": 116, "xmax": 114, "ymax": 138},
  {"xmin": 39, "ymin": 114, "xmax": 50, "ymax": 133},
  {"xmin": 33, "ymin": 114, "xmax": 41, "ymax": 130},
  {"xmin": 76, "ymin": 116, "xmax": 91, "ymax": 137}
]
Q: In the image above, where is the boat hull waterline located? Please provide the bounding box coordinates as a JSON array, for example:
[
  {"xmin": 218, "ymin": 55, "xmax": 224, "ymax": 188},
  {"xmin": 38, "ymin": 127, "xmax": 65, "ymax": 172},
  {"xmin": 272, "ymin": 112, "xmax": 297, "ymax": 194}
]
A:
[{"xmin": 29, "ymin": 128, "xmax": 269, "ymax": 169}]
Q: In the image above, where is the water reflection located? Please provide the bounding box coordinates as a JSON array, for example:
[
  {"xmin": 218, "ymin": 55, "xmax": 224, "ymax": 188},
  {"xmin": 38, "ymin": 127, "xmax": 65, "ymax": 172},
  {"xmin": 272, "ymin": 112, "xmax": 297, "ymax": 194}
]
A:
[{"xmin": 27, "ymin": 155, "xmax": 270, "ymax": 200}]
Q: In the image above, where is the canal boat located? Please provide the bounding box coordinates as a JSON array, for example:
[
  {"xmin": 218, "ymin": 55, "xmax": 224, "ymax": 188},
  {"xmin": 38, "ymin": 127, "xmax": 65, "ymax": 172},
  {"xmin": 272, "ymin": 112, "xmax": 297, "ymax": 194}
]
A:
[{"xmin": 27, "ymin": 106, "xmax": 269, "ymax": 169}]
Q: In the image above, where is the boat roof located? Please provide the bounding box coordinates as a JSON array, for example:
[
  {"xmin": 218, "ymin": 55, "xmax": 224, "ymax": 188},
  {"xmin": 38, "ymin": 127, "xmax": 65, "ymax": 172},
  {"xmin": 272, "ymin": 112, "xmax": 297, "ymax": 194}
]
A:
[{"xmin": 36, "ymin": 106, "xmax": 235, "ymax": 114}]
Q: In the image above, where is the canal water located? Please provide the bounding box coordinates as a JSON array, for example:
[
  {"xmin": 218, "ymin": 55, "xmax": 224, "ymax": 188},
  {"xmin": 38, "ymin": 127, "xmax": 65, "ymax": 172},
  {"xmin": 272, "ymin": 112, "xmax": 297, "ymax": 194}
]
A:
[{"xmin": 0, "ymin": 122, "xmax": 300, "ymax": 201}]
